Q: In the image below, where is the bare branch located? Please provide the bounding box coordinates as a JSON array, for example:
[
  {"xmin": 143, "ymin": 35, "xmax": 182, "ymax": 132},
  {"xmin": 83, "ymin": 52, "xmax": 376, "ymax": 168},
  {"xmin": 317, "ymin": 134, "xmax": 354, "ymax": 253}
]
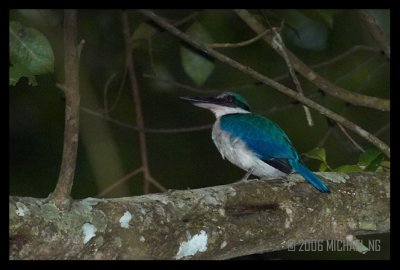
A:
[
  {"xmin": 122, "ymin": 11, "xmax": 166, "ymax": 194},
  {"xmin": 81, "ymin": 107, "xmax": 212, "ymax": 133},
  {"xmin": 97, "ymin": 167, "xmax": 143, "ymax": 197},
  {"xmin": 51, "ymin": 10, "xmax": 80, "ymax": 208},
  {"xmin": 358, "ymin": 10, "xmax": 390, "ymax": 60},
  {"xmin": 270, "ymin": 28, "xmax": 313, "ymax": 126},
  {"xmin": 337, "ymin": 123, "xmax": 365, "ymax": 153},
  {"xmin": 103, "ymin": 73, "xmax": 117, "ymax": 114},
  {"xmin": 138, "ymin": 10, "xmax": 390, "ymax": 158},
  {"xmin": 374, "ymin": 124, "xmax": 390, "ymax": 137},
  {"xmin": 208, "ymin": 29, "xmax": 271, "ymax": 48},
  {"xmin": 312, "ymin": 45, "xmax": 381, "ymax": 70},
  {"xmin": 131, "ymin": 11, "xmax": 199, "ymax": 44},
  {"xmin": 234, "ymin": 9, "xmax": 390, "ymax": 112}
]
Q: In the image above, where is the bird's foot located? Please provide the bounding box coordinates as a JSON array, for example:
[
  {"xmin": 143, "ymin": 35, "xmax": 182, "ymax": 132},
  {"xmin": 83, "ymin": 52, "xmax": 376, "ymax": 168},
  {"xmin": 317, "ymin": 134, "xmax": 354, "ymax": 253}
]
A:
[{"xmin": 237, "ymin": 168, "xmax": 255, "ymax": 183}]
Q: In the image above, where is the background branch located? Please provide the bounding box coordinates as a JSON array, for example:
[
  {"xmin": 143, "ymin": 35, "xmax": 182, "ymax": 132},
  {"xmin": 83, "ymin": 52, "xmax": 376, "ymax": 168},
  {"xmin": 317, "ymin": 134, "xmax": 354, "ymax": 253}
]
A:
[
  {"xmin": 10, "ymin": 172, "xmax": 390, "ymax": 259},
  {"xmin": 51, "ymin": 10, "xmax": 80, "ymax": 207},
  {"xmin": 358, "ymin": 10, "xmax": 390, "ymax": 60},
  {"xmin": 138, "ymin": 10, "xmax": 390, "ymax": 158},
  {"xmin": 234, "ymin": 9, "xmax": 390, "ymax": 112},
  {"xmin": 82, "ymin": 107, "xmax": 212, "ymax": 133},
  {"xmin": 122, "ymin": 11, "xmax": 165, "ymax": 194},
  {"xmin": 270, "ymin": 28, "xmax": 314, "ymax": 126}
]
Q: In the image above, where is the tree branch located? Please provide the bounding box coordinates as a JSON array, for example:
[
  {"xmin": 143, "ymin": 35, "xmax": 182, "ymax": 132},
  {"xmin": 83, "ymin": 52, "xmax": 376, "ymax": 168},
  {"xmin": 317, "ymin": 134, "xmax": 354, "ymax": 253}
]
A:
[
  {"xmin": 234, "ymin": 9, "xmax": 390, "ymax": 112},
  {"xmin": 358, "ymin": 10, "xmax": 390, "ymax": 60},
  {"xmin": 270, "ymin": 27, "xmax": 314, "ymax": 126},
  {"xmin": 51, "ymin": 10, "xmax": 80, "ymax": 208},
  {"xmin": 138, "ymin": 10, "xmax": 390, "ymax": 158},
  {"xmin": 9, "ymin": 172, "xmax": 390, "ymax": 259},
  {"xmin": 208, "ymin": 29, "xmax": 271, "ymax": 48},
  {"xmin": 82, "ymin": 107, "xmax": 212, "ymax": 133},
  {"xmin": 122, "ymin": 11, "xmax": 166, "ymax": 194}
]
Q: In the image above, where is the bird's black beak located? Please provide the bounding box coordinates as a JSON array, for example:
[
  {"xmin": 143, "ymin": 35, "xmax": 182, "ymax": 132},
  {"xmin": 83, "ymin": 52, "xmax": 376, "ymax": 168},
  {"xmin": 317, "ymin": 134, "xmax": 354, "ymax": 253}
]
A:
[{"xmin": 180, "ymin": 95, "xmax": 219, "ymax": 105}]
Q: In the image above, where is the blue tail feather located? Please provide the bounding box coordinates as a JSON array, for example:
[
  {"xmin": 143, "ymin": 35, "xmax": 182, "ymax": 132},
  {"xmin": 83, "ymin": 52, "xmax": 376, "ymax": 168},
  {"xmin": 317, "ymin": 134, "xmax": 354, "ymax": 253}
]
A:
[{"xmin": 291, "ymin": 162, "xmax": 330, "ymax": 193}]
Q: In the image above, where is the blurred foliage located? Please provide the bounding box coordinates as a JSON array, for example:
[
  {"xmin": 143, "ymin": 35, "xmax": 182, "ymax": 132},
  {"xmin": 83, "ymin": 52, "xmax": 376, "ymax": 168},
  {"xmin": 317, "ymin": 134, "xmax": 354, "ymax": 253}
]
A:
[
  {"xmin": 9, "ymin": 21, "xmax": 54, "ymax": 86},
  {"xmin": 9, "ymin": 9, "xmax": 389, "ymax": 259},
  {"xmin": 181, "ymin": 21, "xmax": 215, "ymax": 86},
  {"xmin": 305, "ymin": 147, "xmax": 389, "ymax": 173}
]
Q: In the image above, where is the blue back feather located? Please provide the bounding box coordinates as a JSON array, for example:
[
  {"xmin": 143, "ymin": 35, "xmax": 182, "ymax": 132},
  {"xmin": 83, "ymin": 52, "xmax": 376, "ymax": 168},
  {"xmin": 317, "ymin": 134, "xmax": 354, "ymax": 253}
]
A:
[{"xmin": 220, "ymin": 114, "xmax": 299, "ymax": 161}]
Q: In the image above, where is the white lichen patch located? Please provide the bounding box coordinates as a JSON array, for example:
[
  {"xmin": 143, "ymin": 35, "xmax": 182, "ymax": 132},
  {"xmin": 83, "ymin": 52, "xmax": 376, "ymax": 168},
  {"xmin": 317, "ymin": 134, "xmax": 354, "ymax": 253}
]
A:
[
  {"xmin": 16, "ymin": 207, "xmax": 25, "ymax": 216},
  {"xmin": 82, "ymin": 197, "xmax": 104, "ymax": 208},
  {"xmin": 140, "ymin": 236, "xmax": 146, "ymax": 242},
  {"xmin": 144, "ymin": 194, "xmax": 169, "ymax": 205},
  {"xmin": 119, "ymin": 211, "xmax": 132, "ymax": 229},
  {"xmin": 15, "ymin": 202, "xmax": 30, "ymax": 217},
  {"xmin": 175, "ymin": 230, "xmax": 208, "ymax": 259},
  {"xmin": 287, "ymin": 174, "xmax": 304, "ymax": 182},
  {"xmin": 82, "ymin": 223, "xmax": 97, "ymax": 244},
  {"xmin": 220, "ymin": 241, "xmax": 227, "ymax": 249},
  {"xmin": 203, "ymin": 195, "xmax": 221, "ymax": 206},
  {"xmin": 284, "ymin": 208, "xmax": 293, "ymax": 228},
  {"xmin": 319, "ymin": 172, "xmax": 349, "ymax": 183}
]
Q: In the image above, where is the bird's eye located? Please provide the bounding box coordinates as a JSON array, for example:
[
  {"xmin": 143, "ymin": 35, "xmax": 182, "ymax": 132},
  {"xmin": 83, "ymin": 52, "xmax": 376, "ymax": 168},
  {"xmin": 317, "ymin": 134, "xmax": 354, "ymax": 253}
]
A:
[{"xmin": 225, "ymin": 96, "xmax": 234, "ymax": 103}]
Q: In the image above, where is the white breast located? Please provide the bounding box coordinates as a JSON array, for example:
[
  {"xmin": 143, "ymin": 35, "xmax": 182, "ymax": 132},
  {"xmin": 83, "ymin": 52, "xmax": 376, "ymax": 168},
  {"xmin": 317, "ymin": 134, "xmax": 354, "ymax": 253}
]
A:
[{"xmin": 211, "ymin": 119, "xmax": 286, "ymax": 179}]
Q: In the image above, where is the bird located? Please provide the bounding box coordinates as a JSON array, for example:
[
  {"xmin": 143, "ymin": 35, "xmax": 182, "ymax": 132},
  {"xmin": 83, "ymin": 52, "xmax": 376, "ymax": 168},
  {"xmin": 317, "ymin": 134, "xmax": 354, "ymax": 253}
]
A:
[{"xmin": 180, "ymin": 91, "xmax": 330, "ymax": 193}]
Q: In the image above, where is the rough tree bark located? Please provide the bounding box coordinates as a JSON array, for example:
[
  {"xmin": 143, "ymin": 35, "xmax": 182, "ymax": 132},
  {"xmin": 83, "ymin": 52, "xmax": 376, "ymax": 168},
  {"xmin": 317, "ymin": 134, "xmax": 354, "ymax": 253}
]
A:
[{"xmin": 9, "ymin": 172, "xmax": 389, "ymax": 260}]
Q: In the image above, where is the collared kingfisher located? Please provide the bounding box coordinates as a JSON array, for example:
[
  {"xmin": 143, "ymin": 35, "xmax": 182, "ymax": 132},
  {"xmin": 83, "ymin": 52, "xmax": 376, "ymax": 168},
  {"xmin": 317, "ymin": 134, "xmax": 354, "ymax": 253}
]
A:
[{"xmin": 180, "ymin": 92, "xmax": 330, "ymax": 193}]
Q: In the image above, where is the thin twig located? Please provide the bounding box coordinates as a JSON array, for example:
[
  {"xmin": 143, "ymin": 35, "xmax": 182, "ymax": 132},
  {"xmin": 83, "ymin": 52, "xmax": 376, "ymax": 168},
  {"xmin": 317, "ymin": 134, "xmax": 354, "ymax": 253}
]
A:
[
  {"xmin": 108, "ymin": 69, "xmax": 128, "ymax": 113},
  {"xmin": 333, "ymin": 53, "xmax": 379, "ymax": 85},
  {"xmin": 81, "ymin": 107, "xmax": 212, "ymax": 133},
  {"xmin": 138, "ymin": 9, "xmax": 390, "ymax": 158},
  {"xmin": 208, "ymin": 29, "xmax": 271, "ymax": 48},
  {"xmin": 143, "ymin": 73, "xmax": 219, "ymax": 93},
  {"xmin": 51, "ymin": 10, "xmax": 80, "ymax": 207},
  {"xmin": 147, "ymin": 175, "xmax": 167, "ymax": 192},
  {"xmin": 270, "ymin": 45, "xmax": 381, "ymax": 83},
  {"xmin": 358, "ymin": 10, "xmax": 390, "ymax": 60},
  {"xmin": 103, "ymin": 73, "xmax": 117, "ymax": 115},
  {"xmin": 123, "ymin": 11, "xmax": 164, "ymax": 194},
  {"xmin": 312, "ymin": 45, "xmax": 380, "ymax": 70},
  {"xmin": 317, "ymin": 127, "xmax": 335, "ymax": 148},
  {"xmin": 264, "ymin": 92, "xmax": 321, "ymax": 115},
  {"xmin": 77, "ymin": 39, "xmax": 85, "ymax": 61},
  {"xmin": 97, "ymin": 167, "xmax": 143, "ymax": 197},
  {"xmin": 131, "ymin": 11, "xmax": 199, "ymax": 44},
  {"xmin": 270, "ymin": 26, "xmax": 313, "ymax": 126},
  {"xmin": 337, "ymin": 123, "xmax": 365, "ymax": 153},
  {"xmin": 234, "ymin": 9, "xmax": 390, "ymax": 112},
  {"xmin": 374, "ymin": 124, "xmax": 390, "ymax": 137}
]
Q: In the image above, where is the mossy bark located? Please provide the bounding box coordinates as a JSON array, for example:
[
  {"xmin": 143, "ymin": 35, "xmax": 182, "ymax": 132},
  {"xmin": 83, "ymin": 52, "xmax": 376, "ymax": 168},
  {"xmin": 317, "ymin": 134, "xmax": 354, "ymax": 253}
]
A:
[{"xmin": 9, "ymin": 172, "xmax": 390, "ymax": 259}]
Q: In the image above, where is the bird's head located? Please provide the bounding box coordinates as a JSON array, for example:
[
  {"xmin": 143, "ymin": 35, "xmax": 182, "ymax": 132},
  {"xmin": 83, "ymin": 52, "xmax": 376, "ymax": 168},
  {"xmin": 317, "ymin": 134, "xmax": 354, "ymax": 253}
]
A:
[{"xmin": 180, "ymin": 92, "xmax": 251, "ymax": 118}]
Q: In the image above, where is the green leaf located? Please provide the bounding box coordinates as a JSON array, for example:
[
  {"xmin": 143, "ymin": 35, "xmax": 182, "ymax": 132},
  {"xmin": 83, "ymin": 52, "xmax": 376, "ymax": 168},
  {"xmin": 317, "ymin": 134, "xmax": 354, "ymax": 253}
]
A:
[
  {"xmin": 380, "ymin": 160, "xmax": 390, "ymax": 169},
  {"xmin": 9, "ymin": 21, "xmax": 54, "ymax": 86},
  {"xmin": 282, "ymin": 10, "xmax": 329, "ymax": 51},
  {"xmin": 334, "ymin": 165, "xmax": 363, "ymax": 173},
  {"xmin": 301, "ymin": 10, "xmax": 334, "ymax": 28},
  {"xmin": 304, "ymin": 147, "xmax": 327, "ymax": 163},
  {"xmin": 10, "ymin": 65, "xmax": 37, "ymax": 86},
  {"xmin": 358, "ymin": 148, "xmax": 385, "ymax": 171},
  {"xmin": 180, "ymin": 21, "xmax": 215, "ymax": 86},
  {"xmin": 319, "ymin": 162, "xmax": 328, "ymax": 172},
  {"xmin": 131, "ymin": 22, "xmax": 158, "ymax": 48}
]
